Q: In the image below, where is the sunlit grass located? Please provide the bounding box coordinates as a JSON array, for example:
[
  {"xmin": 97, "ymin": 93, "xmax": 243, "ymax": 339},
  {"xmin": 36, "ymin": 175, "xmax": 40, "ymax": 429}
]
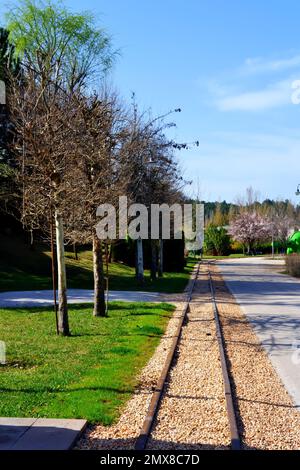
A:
[{"xmin": 0, "ymin": 302, "xmax": 174, "ymax": 424}]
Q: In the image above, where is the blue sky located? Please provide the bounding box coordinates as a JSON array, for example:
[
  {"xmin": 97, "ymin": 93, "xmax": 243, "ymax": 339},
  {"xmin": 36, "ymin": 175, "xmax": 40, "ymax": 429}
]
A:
[{"xmin": 1, "ymin": 0, "xmax": 300, "ymax": 202}]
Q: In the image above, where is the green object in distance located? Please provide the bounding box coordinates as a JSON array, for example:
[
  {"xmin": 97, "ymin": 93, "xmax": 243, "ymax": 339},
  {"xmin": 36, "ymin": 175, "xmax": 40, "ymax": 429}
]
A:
[{"xmin": 287, "ymin": 231, "xmax": 300, "ymax": 254}]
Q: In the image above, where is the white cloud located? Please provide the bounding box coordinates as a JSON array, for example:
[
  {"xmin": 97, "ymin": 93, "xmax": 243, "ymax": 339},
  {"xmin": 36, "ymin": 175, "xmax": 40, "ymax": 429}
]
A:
[
  {"xmin": 206, "ymin": 52, "xmax": 300, "ymax": 112},
  {"xmin": 242, "ymin": 55, "xmax": 300, "ymax": 75},
  {"xmin": 215, "ymin": 79, "xmax": 292, "ymax": 112}
]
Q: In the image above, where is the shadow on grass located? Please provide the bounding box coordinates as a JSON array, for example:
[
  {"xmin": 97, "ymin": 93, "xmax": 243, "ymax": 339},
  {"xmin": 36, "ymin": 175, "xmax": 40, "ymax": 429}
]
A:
[
  {"xmin": 70, "ymin": 331, "xmax": 164, "ymax": 339},
  {"xmin": 0, "ymin": 385, "xmax": 136, "ymax": 395},
  {"xmin": 5, "ymin": 302, "xmax": 174, "ymax": 313}
]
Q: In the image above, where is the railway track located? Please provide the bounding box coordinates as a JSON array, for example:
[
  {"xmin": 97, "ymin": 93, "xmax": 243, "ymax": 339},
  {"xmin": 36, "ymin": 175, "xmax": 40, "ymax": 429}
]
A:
[{"xmin": 134, "ymin": 260, "xmax": 241, "ymax": 451}]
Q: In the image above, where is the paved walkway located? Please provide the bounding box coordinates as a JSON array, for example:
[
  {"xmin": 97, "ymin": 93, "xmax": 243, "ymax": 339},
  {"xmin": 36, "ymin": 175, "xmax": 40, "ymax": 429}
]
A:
[
  {"xmin": 0, "ymin": 289, "xmax": 162, "ymax": 308},
  {"xmin": 217, "ymin": 257, "xmax": 300, "ymax": 407},
  {"xmin": 0, "ymin": 418, "xmax": 86, "ymax": 450}
]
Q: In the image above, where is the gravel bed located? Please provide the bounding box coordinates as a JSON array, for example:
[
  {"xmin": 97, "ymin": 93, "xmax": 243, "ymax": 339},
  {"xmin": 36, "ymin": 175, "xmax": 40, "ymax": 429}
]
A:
[
  {"xmin": 147, "ymin": 267, "xmax": 230, "ymax": 449},
  {"xmin": 78, "ymin": 262, "xmax": 300, "ymax": 450},
  {"xmin": 211, "ymin": 263, "xmax": 300, "ymax": 450},
  {"xmin": 76, "ymin": 304, "xmax": 185, "ymax": 449}
]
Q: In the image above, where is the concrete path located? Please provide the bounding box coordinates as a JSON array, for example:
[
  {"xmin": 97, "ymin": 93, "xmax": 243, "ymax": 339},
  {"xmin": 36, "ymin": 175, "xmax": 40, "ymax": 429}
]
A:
[
  {"xmin": 0, "ymin": 418, "xmax": 86, "ymax": 450},
  {"xmin": 217, "ymin": 257, "xmax": 300, "ymax": 407},
  {"xmin": 0, "ymin": 289, "xmax": 162, "ymax": 308}
]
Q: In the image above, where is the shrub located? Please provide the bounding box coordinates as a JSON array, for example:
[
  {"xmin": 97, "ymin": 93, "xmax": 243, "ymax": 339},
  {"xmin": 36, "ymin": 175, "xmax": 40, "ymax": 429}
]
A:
[
  {"xmin": 204, "ymin": 224, "xmax": 231, "ymax": 256},
  {"xmin": 285, "ymin": 254, "xmax": 300, "ymax": 277},
  {"xmin": 230, "ymin": 240, "xmax": 244, "ymax": 254}
]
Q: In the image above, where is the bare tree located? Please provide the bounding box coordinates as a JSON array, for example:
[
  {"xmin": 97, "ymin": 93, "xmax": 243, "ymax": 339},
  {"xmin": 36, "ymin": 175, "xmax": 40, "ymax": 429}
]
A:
[
  {"xmin": 64, "ymin": 92, "xmax": 128, "ymax": 316},
  {"xmin": 9, "ymin": 74, "xmax": 86, "ymax": 334},
  {"xmin": 267, "ymin": 204, "xmax": 296, "ymax": 254},
  {"xmin": 121, "ymin": 100, "xmax": 193, "ymax": 282},
  {"xmin": 7, "ymin": 0, "xmax": 115, "ymax": 334}
]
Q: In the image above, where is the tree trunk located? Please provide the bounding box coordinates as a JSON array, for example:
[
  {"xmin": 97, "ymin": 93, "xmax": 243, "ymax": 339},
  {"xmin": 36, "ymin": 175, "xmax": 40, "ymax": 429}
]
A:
[
  {"xmin": 50, "ymin": 213, "xmax": 59, "ymax": 335},
  {"xmin": 55, "ymin": 209, "xmax": 70, "ymax": 336},
  {"xmin": 93, "ymin": 234, "xmax": 106, "ymax": 317},
  {"xmin": 29, "ymin": 229, "xmax": 35, "ymax": 251},
  {"xmin": 108, "ymin": 244, "xmax": 112, "ymax": 263},
  {"xmin": 151, "ymin": 240, "xmax": 157, "ymax": 281},
  {"xmin": 73, "ymin": 242, "xmax": 78, "ymax": 260},
  {"xmin": 158, "ymin": 239, "xmax": 163, "ymax": 277},
  {"xmin": 136, "ymin": 238, "xmax": 144, "ymax": 284}
]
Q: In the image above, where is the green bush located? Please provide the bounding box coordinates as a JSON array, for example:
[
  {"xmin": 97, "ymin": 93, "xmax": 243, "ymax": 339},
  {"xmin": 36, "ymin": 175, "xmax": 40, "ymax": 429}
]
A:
[{"xmin": 204, "ymin": 224, "xmax": 231, "ymax": 256}]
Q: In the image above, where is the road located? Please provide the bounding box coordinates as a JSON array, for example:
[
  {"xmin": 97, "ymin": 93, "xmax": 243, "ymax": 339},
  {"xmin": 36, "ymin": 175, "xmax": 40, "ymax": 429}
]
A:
[{"xmin": 217, "ymin": 257, "xmax": 300, "ymax": 408}]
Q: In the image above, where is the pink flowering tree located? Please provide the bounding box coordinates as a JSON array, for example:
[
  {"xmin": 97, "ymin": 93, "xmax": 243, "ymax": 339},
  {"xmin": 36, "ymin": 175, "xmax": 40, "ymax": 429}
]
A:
[
  {"xmin": 269, "ymin": 214, "xmax": 295, "ymax": 251},
  {"xmin": 228, "ymin": 212, "xmax": 272, "ymax": 254}
]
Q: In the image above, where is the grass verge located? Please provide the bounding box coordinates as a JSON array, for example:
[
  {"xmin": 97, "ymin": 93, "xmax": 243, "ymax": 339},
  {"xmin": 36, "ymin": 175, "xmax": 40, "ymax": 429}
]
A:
[{"xmin": 0, "ymin": 302, "xmax": 174, "ymax": 424}]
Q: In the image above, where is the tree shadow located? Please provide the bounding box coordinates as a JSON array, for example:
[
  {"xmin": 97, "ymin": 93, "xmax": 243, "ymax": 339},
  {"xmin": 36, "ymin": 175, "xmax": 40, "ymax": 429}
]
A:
[{"xmin": 0, "ymin": 421, "xmax": 86, "ymax": 450}]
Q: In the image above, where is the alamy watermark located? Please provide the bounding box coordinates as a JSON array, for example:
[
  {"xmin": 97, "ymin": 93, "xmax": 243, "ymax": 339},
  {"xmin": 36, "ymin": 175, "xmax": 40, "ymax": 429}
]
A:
[
  {"xmin": 96, "ymin": 197, "xmax": 204, "ymax": 251},
  {"xmin": 0, "ymin": 80, "xmax": 5, "ymax": 105}
]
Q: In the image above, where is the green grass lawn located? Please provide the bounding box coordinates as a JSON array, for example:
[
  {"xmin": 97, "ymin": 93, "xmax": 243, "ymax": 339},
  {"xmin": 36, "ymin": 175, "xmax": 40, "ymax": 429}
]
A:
[
  {"xmin": 0, "ymin": 302, "xmax": 174, "ymax": 424},
  {"xmin": 0, "ymin": 234, "xmax": 196, "ymax": 293}
]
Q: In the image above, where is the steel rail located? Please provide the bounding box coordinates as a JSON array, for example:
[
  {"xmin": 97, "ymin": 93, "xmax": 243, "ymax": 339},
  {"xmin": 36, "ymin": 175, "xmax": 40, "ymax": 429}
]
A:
[
  {"xmin": 134, "ymin": 261, "xmax": 201, "ymax": 450},
  {"xmin": 207, "ymin": 263, "xmax": 241, "ymax": 450},
  {"xmin": 134, "ymin": 260, "xmax": 241, "ymax": 451}
]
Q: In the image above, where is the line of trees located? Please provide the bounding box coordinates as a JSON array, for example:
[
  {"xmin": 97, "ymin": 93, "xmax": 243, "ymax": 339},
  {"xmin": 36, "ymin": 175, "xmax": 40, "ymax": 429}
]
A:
[
  {"xmin": 0, "ymin": 1, "xmax": 196, "ymax": 336},
  {"xmin": 202, "ymin": 188, "xmax": 300, "ymax": 256}
]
